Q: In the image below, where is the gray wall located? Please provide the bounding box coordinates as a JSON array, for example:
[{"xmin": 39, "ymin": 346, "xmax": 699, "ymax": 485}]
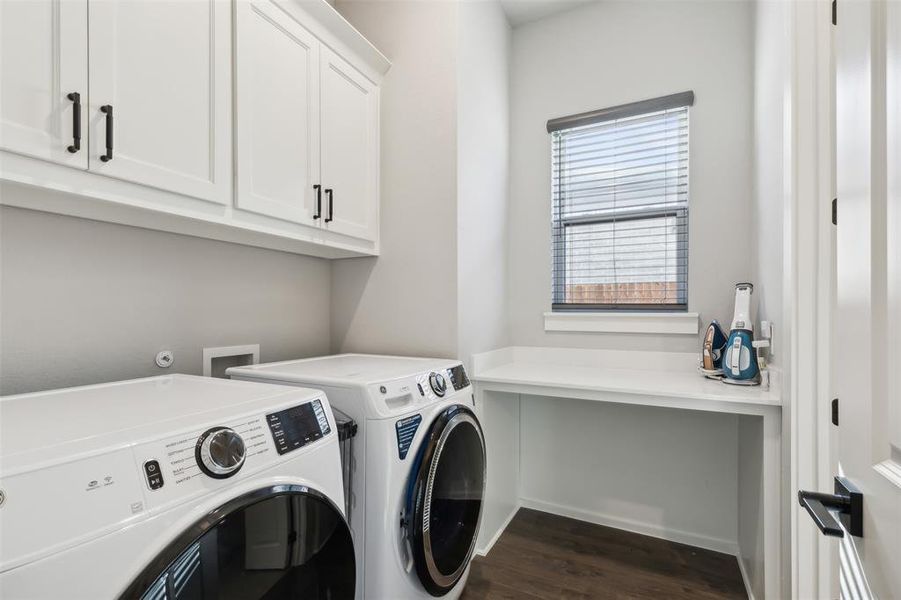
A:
[
  {"xmin": 0, "ymin": 195, "xmax": 331, "ymax": 395},
  {"xmin": 752, "ymin": 0, "xmax": 787, "ymax": 366},
  {"xmin": 507, "ymin": 0, "xmax": 755, "ymax": 352},
  {"xmin": 331, "ymin": 0, "xmax": 460, "ymax": 359},
  {"xmin": 457, "ymin": 0, "xmax": 511, "ymax": 366}
]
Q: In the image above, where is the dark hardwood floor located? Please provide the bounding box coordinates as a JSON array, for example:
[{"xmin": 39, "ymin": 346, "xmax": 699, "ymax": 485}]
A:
[{"xmin": 461, "ymin": 509, "xmax": 747, "ymax": 600}]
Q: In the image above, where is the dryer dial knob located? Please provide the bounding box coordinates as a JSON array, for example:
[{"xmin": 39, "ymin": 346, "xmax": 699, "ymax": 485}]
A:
[
  {"xmin": 429, "ymin": 372, "xmax": 447, "ymax": 397},
  {"xmin": 196, "ymin": 427, "xmax": 246, "ymax": 479}
]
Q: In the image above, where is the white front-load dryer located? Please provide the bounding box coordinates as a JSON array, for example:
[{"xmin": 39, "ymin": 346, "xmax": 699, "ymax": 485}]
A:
[
  {"xmin": 0, "ymin": 375, "xmax": 355, "ymax": 599},
  {"xmin": 228, "ymin": 355, "xmax": 486, "ymax": 600}
]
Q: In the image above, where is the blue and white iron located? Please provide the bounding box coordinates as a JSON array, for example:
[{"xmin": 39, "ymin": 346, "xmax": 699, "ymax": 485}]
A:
[
  {"xmin": 722, "ymin": 283, "xmax": 761, "ymax": 385},
  {"xmin": 699, "ymin": 320, "xmax": 729, "ymax": 378}
]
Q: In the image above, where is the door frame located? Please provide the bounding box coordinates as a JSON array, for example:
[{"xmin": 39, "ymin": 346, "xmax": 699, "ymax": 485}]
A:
[{"xmin": 785, "ymin": 0, "xmax": 838, "ymax": 597}]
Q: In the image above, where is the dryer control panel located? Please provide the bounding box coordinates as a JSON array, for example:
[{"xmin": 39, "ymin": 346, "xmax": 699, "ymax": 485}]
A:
[
  {"xmin": 266, "ymin": 399, "xmax": 331, "ymax": 455},
  {"xmin": 131, "ymin": 396, "xmax": 333, "ymax": 514}
]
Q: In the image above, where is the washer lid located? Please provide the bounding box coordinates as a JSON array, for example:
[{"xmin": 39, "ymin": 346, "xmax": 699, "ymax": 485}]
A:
[{"xmin": 227, "ymin": 354, "xmax": 460, "ymax": 387}]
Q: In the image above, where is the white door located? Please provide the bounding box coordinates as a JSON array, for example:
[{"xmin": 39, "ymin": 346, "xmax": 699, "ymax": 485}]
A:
[
  {"xmin": 88, "ymin": 0, "xmax": 231, "ymax": 204},
  {"xmin": 0, "ymin": 0, "xmax": 88, "ymax": 169},
  {"xmin": 234, "ymin": 0, "xmax": 321, "ymax": 225},
  {"xmin": 320, "ymin": 47, "xmax": 378, "ymax": 241},
  {"xmin": 832, "ymin": 0, "xmax": 901, "ymax": 596}
]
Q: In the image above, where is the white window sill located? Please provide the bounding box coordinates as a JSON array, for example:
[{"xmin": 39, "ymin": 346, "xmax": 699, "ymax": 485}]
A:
[{"xmin": 544, "ymin": 311, "xmax": 700, "ymax": 335}]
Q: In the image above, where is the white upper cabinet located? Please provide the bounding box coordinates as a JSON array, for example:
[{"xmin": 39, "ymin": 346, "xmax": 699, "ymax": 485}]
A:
[
  {"xmin": 0, "ymin": 0, "xmax": 88, "ymax": 169},
  {"xmin": 0, "ymin": 0, "xmax": 388, "ymax": 257},
  {"xmin": 320, "ymin": 46, "xmax": 379, "ymax": 241},
  {"xmin": 234, "ymin": 0, "xmax": 321, "ymax": 223},
  {"xmin": 87, "ymin": 0, "xmax": 232, "ymax": 204}
]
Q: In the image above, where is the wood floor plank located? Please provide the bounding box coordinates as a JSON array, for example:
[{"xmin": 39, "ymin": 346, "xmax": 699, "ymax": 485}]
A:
[{"xmin": 461, "ymin": 509, "xmax": 747, "ymax": 600}]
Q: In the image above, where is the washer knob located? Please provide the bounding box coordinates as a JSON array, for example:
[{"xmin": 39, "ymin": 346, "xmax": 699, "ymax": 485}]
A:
[
  {"xmin": 429, "ymin": 372, "xmax": 447, "ymax": 397},
  {"xmin": 196, "ymin": 427, "xmax": 246, "ymax": 479}
]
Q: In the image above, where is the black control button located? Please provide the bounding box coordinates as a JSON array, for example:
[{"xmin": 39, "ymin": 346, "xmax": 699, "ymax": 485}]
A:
[{"xmin": 144, "ymin": 460, "xmax": 164, "ymax": 490}]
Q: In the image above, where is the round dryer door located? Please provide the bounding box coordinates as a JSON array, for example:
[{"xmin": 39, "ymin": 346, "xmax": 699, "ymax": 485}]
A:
[
  {"xmin": 120, "ymin": 485, "xmax": 355, "ymax": 600},
  {"xmin": 407, "ymin": 405, "xmax": 486, "ymax": 596}
]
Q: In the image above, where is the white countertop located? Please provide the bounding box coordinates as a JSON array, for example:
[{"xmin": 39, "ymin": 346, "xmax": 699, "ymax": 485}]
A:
[{"xmin": 471, "ymin": 347, "xmax": 781, "ymax": 416}]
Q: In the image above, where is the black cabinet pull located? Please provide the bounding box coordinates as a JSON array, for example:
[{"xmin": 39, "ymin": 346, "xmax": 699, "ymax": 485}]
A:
[
  {"xmin": 100, "ymin": 105, "xmax": 113, "ymax": 162},
  {"xmin": 313, "ymin": 184, "xmax": 322, "ymax": 219},
  {"xmin": 325, "ymin": 188, "xmax": 333, "ymax": 222},
  {"xmin": 66, "ymin": 92, "xmax": 81, "ymax": 153}
]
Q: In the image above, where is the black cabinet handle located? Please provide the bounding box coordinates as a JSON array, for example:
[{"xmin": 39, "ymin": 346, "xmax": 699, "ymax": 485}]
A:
[
  {"xmin": 798, "ymin": 476, "xmax": 863, "ymax": 538},
  {"xmin": 66, "ymin": 92, "xmax": 81, "ymax": 153},
  {"xmin": 313, "ymin": 184, "xmax": 322, "ymax": 219},
  {"xmin": 325, "ymin": 188, "xmax": 333, "ymax": 222},
  {"xmin": 100, "ymin": 105, "xmax": 113, "ymax": 162}
]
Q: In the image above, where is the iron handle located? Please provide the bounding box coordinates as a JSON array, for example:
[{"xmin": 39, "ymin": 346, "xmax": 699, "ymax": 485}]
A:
[
  {"xmin": 798, "ymin": 476, "xmax": 863, "ymax": 538},
  {"xmin": 66, "ymin": 92, "xmax": 81, "ymax": 153},
  {"xmin": 100, "ymin": 105, "xmax": 113, "ymax": 162},
  {"xmin": 313, "ymin": 184, "xmax": 322, "ymax": 220},
  {"xmin": 325, "ymin": 188, "xmax": 333, "ymax": 223}
]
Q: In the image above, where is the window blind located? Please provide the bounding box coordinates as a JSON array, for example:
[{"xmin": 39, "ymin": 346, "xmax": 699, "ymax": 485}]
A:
[{"xmin": 550, "ymin": 92, "xmax": 692, "ymax": 310}]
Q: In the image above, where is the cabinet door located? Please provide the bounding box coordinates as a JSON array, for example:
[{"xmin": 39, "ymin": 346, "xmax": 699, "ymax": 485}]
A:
[
  {"xmin": 234, "ymin": 0, "xmax": 320, "ymax": 224},
  {"xmin": 0, "ymin": 0, "xmax": 88, "ymax": 169},
  {"xmin": 320, "ymin": 47, "xmax": 378, "ymax": 241},
  {"xmin": 87, "ymin": 0, "xmax": 231, "ymax": 204}
]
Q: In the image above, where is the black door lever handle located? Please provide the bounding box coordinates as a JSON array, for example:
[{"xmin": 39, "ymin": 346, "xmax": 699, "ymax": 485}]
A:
[
  {"xmin": 798, "ymin": 476, "xmax": 863, "ymax": 538},
  {"xmin": 798, "ymin": 490, "xmax": 845, "ymax": 536}
]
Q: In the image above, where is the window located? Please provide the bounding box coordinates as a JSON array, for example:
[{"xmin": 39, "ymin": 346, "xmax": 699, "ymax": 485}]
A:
[{"xmin": 549, "ymin": 91, "xmax": 693, "ymax": 311}]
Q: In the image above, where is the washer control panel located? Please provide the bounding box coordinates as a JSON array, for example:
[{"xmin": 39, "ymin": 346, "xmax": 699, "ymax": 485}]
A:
[
  {"xmin": 428, "ymin": 372, "xmax": 448, "ymax": 397},
  {"xmin": 448, "ymin": 364, "xmax": 470, "ymax": 391},
  {"xmin": 266, "ymin": 399, "xmax": 331, "ymax": 455},
  {"xmin": 371, "ymin": 365, "xmax": 472, "ymax": 417}
]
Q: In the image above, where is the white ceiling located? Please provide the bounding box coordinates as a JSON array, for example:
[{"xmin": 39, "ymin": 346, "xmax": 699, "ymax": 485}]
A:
[{"xmin": 498, "ymin": 0, "xmax": 598, "ymax": 27}]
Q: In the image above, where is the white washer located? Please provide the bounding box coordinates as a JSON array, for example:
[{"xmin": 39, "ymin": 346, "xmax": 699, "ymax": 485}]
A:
[
  {"xmin": 0, "ymin": 375, "xmax": 355, "ymax": 599},
  {"xmin": 228, "ymin": 355, "xmax": 486, "ymax": 600}
]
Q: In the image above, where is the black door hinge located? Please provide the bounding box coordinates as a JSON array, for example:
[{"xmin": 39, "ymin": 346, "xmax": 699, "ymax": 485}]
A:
[
  {"xmin": 832, "ymin": 0, "xmax": 837, "ymax": 25},
  {"xmin": 832, "ymin": 198, "xmax": 837, "ymax": 225},
  {"xmin": 832, "ymin": 398, "xmax": 839, "ymax": 426}
]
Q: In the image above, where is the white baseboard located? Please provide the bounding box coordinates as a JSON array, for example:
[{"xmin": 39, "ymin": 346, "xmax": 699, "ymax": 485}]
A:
[
  {"xmin": 519, "ymin": 497, "xmax": 738, "ymax": 556},
  {"xmin": 475, "ymin": 503, "xmax": 520, "ymax": 557},
  {"xmin": 736, "ymin": 553, "xmax": 757, "ymax": 600}
]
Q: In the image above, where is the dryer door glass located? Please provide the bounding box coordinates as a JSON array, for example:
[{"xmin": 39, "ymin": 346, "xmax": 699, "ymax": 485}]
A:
[
  {"xmin": 409, "ymin": 406, "xmax": 486, "ymax": 596},
  {"xmin": 121, "ymin": 485, "xmax": 354, "ymax": 600}
]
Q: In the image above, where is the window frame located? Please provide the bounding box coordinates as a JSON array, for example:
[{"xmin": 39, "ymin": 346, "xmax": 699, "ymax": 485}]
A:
[{"xmin": 548, "ymin": 91, "xmax": 694, "ymax": 313}]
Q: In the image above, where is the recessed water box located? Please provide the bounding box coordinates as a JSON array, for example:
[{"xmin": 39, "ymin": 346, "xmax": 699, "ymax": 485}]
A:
[{"xmin": 203, "ymin": 344, "xmax": 260, "ymax": 379}]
